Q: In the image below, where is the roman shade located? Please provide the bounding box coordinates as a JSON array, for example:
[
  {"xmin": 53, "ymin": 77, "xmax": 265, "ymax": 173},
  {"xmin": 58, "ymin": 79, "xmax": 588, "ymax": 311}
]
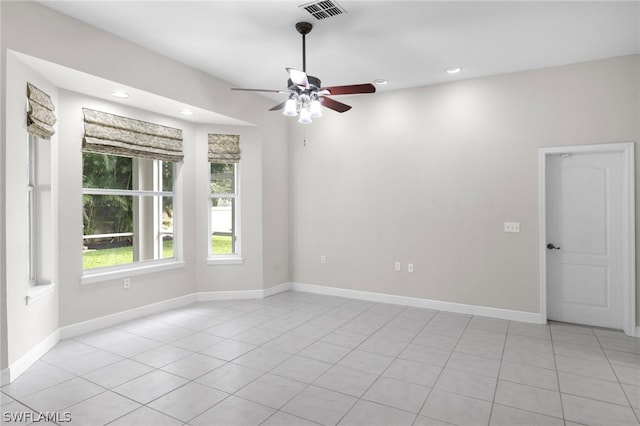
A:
[
  {"xmin": 27, "ymin": 83, "xmax": 56, "ymax": 138},
  {"xmin": 82, "ymin": 108, "xmax": 184, "ymax": 162},
  {"xmin": 208, "ymin": 134, "xmax": 241, "ymax": 163}
]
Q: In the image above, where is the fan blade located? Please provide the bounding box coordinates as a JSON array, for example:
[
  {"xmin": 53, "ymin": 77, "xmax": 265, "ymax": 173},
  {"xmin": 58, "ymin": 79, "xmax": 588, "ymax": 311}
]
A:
[
  {"xmin": 320, "ymin": 96, "xmax": 352, "ymax": 113},
  {"xmin": 269, "ymin": 101, "xmax": 287, "ymax": 111},
  {"xmin": 231, "ymin": 88, "xmax": 286, "ymax": 94},
  {"xmin": 321, "ymin": 83, "xmax": 376, "ymax": 95},
  {"xmin": 287, "ymin": 68, "xmax": 309, "ymax": 88}
]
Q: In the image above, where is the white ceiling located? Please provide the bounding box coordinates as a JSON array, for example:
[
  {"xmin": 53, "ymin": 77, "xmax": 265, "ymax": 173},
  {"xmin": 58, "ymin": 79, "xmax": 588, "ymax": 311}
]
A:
[{"xmin": 39, "ymin": 1, "xmax": 639, "ymax": 105}]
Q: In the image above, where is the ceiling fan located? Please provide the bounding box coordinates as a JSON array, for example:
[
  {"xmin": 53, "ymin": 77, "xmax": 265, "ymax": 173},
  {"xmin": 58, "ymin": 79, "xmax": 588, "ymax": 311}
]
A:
[{"xmin": 231, "ymin": 21, "xmax": 376, "ymax": 124}]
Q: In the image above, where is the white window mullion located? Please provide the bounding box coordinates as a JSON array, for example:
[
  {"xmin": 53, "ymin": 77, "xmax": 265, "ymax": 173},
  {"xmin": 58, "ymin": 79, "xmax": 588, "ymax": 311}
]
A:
[{"xmin": 153, "ymin": 161, "xmax": 161, "ymax": 259}]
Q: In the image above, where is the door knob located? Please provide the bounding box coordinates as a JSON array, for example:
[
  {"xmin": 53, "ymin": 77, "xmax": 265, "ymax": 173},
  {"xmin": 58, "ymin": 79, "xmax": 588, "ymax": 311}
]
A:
[{"xmin": 547, "ymin": 243, "xmax": 561, "ymax": 250}]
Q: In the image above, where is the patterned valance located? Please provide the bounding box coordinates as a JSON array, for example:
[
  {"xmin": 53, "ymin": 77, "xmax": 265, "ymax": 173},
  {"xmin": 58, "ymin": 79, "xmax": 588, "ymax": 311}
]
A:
[
  {"xmin": 27, "ymin": 83, "xmax": 56, "ymax": 138},
  {"xmin": 208, "ymin": 134, "xmax": 241, "ymax": 163},
  {"xmin": 82, "ymin": 108, "xmax": 183, "ymax": 162}
]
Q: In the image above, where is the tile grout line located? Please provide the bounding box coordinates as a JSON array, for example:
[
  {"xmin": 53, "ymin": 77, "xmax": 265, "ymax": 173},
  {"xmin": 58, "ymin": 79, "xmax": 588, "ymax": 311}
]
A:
[
  {"xmin": 593, "ymin": 325, "xmax": 640, "ymax": 424},
  {"xmin": 6, "ymin": 292, "xmax": 640, "ymax": 426},
  {"xmin": 548, "ymin": 324, "xmax": 568, "ymax": 424},
  {"xmin": 487, "ymin": 319, "xmax": 511, "ymax": 426}
]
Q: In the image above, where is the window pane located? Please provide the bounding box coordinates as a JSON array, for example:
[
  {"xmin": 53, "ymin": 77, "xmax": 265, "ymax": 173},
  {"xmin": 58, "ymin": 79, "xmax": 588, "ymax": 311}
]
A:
[
  {"xmin": 83, "ymin": 194, "xmax": 133, "ymax": 236},
  {"xmin": 83, "ymin": 153, "xmax": 132, "ymax": 190},
  {"xmin": 162, "ymin": 161, "xmax": 174, "ymax": 192},
  {"xmin": 83, "ymin": 153, "xmax": 178, "ymax": 271},
  {"xmin": 83, "ymin": 239, "xmax": 133, "ymax": 270},
  {"xmin": 211, "ymin": 197, "xmax": 234, "ymax": 254},
  {"xmin": 161, "ymin": 196, "xmax": 174, "ymax": 259},
  {"xmin": 210, "ymin": 163, "xmax": 235, "ymax": 194},
  {"xmin": 83, "ymin": 194, "xmax": 133, "ymax": 269}
]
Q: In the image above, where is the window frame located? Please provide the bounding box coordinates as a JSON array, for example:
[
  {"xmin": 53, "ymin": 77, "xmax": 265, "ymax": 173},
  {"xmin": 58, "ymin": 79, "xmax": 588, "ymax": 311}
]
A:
[
  {"xmin": 208, "ymin": 162, "xmax": 242, "ymax": 264},
  {"xmin": 27, "ymin": 134, "xmax": 36, "ymax": 286},
  {"xmin": 81, "ymin": 154, "xmax": 183, "ymax": 283},
  {"xmin": 26, "ymin": 133, "xmax": 55, "ymax": 303}
]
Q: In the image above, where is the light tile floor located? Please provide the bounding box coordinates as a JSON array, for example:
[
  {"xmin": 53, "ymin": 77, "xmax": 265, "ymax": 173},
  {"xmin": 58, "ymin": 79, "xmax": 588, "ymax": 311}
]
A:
[{"xmin": 2, "ymin": 290, "xmax": 640, "ymax": 426}]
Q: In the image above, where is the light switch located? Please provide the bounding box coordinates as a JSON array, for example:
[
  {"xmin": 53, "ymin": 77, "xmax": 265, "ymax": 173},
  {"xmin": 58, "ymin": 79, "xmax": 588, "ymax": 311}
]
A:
[{"xmin": 504, "ymin": 222, "xmax": 520, "ymax": 233}]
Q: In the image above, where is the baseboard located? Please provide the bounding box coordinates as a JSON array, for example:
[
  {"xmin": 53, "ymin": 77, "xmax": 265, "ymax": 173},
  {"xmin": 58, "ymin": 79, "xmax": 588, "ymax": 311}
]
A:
[
  {"xmin": 8, "ymin": 328, "xmax": 60, "ymax": 382},
  {"xmin": 11, "ymin": 281, "xmax": 545, "ymax": 384},
  {"xmin": 1, "ymin": 367, "xmax": 10, "ymax": 386},
  {"xmin": 263, "ymin": 282, "xmax": 293, "ymax": 297},
  {"xmin": 197, "ymin": 282, "xmax": 291, "ymax": 301},
  {"xmin": 291, "ymin": 282, "xmax": 541, "ymax": 324},
  {"xmin": 60, "ymin": 284, "xmax": 292, "ymax": 339},
  {"xmin": 197, "ymin": 289, "xmax": 265, "ymax": 301},
  {"xmin": 59, "ymin": 293, "xmax": 197, "ymax": 339}
]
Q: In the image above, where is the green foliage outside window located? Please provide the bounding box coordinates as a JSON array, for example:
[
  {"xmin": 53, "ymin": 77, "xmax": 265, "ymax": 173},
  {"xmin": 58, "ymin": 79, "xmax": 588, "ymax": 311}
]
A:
[{"xmin": 82, "ymin": 153, "xmax": 133, "ymax": 236}]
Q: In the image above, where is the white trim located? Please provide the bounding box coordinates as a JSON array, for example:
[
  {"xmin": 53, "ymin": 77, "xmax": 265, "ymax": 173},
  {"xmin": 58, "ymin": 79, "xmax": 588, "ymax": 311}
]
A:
[
  {"xmin": 207, "ymin": 256, "xmax": 244, "ymax": 266},
  {"xmin": 539, "ymin": 142, "xmax": 636, "ymax": 336},
  {"xmin": 59, "ymin": 293, "xmax": 196, "ymax": 339},
  {"xmin": 27, "ymin": 283, "xmax": 55, "ymax": 305},
  {"xmin": 290, "ymin": 282, "xmax": 541, "ymax": 323},
  {"xmin": 197, "ymin": 289, "xmax": 264, "ymax": 301},
  {"xmin": 8, "ymin": 329, "xmax": 60, "ymax": 382},
  {"xmin": 81, "ymin": 260, "xmax": 186, "ymax": 285},
  {"xmin": 82, "ymin": 188, "xmax": 173, "ymax": 197},
  {"xmin": 10, "ymin": 279, "xmax": 556, "ymax": 384},
  {"xmin": 263, "ymin": 282, "xmax": 293, "ymax": 297},
  {"xmin": 196, "ymin": 282, "xmax": 291, "ymax": 301}
]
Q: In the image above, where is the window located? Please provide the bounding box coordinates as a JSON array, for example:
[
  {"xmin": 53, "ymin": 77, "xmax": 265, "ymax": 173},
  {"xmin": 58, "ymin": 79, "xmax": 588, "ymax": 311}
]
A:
[
  {"xmin": 26, "ymin": 134, "xmax": 52, "ymax": 287},
  {"xmin": 209, "ymin": 162, "xmax": 240, "ymax": 257},
  {"xmin": 82, "ymin": 153, "xmax": 176, "ymax": 270},
  {"xmin": 27, "ymin": 134, "xmax": 36, "ymax": 285}
]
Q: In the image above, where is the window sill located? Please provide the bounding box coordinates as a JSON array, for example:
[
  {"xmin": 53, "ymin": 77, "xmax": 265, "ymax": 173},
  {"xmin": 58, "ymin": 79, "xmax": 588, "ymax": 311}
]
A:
[
  {"xmin": 27, "ymin": 283, "xmax": 55, "ymax": 305},
  {"xmin": 81, "ymin": 260, "xmax": 186, "ymax": 285},
  {"xmin": 207, "ymin": 256, "xmax": 244, "ymax": 266}
]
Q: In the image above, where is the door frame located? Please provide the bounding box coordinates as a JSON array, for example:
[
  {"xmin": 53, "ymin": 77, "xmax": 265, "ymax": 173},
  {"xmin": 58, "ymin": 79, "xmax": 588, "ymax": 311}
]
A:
[{"xmin": 539, "ymin": 142, "xmax": 636, "ymax": 336}]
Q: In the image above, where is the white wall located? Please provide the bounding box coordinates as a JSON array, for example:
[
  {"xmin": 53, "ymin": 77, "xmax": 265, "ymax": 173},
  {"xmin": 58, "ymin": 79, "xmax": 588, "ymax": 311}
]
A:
[
  {"xmin": 0, "ymin": 0, "xmax": 7, "ymax": 374},
  {"xmin": 195, "ymin": 125, "xmax": 265, "ymax": 292},
  {"xmin": 56, "ymin": 91, "xmax": 199, "ymax": 326},
  {"xmin": 1, "ymin": 1, "xmax": 289, "ymax": 371},
  {"xmin": 1, "ymin": 0, "xmax": 637, "ymax": 378},
  {"xmin": 4, "ymin": 52, "xmax": 60, "ymax": 370},
  {"xmin": 289, "ymin": 55, "xmax": 640, "ymax": 318}
]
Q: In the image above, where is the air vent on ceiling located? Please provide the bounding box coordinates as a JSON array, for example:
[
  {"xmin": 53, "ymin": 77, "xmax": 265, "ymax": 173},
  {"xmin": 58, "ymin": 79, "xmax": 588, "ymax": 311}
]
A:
[{"xmin": 299, "ymin": 0, "xmax": 346, "ymax": 20}]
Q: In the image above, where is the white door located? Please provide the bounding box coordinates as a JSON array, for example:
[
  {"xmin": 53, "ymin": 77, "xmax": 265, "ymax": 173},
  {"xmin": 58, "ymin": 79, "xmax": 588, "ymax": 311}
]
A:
[{"xmin": 546, "ymin": 151, "xmax": 624, "ymax": 329}]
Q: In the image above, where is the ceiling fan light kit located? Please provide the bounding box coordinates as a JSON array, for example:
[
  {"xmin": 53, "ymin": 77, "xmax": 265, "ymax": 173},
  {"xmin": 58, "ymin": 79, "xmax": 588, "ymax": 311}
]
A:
[{"xmin": 231, "ymin": 21, "xmax": 375, "ymax": 124}]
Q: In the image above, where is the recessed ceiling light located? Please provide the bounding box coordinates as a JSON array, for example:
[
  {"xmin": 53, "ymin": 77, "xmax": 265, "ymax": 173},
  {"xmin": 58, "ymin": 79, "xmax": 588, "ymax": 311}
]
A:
[
  {"xmin": 445, "ymin": 67, "xmax": 462, "ymax": 74},
  {"xmin": 178, "ymin": 109, "xmax": 193, "ymax": 116},
  {"xmin": 373, "ymin": 79, "xmax": 388, "ymax": 85},
  {"xmin": 111, "ymin": 90, "xmax": 129, "ymax": 99}
]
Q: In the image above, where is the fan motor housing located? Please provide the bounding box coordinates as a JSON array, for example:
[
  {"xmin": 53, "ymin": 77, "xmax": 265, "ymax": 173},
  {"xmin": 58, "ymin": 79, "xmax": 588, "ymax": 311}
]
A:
[{"xmin": 288, "ymin": 75, "xmax": 322, "ymax": 92}]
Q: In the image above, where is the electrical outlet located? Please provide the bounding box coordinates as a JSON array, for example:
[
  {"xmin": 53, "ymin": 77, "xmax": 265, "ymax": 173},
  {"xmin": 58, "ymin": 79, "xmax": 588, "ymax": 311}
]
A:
[
  {"xmin": 504, "ymin": 222, "xmax": 520, "ymax": 233},
  {"xmin": 320, "ymin": 255, "xmax": 326, "ymax": 264},
  {"xmin": 124, "ymin": 278, "xmax": 131, "ymax": 289},
  {"xmin": 408, "ymin": 263, "xmax": 414, "ymax": 273},
  {"xmin": 394, "ymin": 262, "xmax": 401, "ymax": 272}
]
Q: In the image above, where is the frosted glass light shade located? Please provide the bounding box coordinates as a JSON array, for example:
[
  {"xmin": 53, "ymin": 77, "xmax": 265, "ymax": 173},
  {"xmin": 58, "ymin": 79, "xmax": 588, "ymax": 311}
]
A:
[
  {"xmin": 298, "ymin": 108, "xmax": 312, "ymax": 124},
  {"xmin": 283, "ymin": 99, "xmax": 297, "ymax": 117},
  {"xmin": 310, "ymin": 100, "xmax": 322, "ymax": 117}
]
